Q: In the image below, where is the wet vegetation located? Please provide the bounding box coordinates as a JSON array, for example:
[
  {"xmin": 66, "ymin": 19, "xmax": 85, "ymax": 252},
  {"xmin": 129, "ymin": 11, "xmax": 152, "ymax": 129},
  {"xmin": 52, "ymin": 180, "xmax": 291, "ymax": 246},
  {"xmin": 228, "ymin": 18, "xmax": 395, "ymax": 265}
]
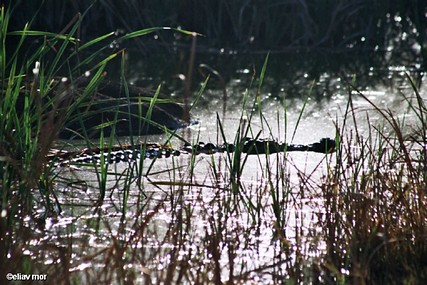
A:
[{"xmin": 1, "ymin": 1, "xmax": 427, "ymax": 284}]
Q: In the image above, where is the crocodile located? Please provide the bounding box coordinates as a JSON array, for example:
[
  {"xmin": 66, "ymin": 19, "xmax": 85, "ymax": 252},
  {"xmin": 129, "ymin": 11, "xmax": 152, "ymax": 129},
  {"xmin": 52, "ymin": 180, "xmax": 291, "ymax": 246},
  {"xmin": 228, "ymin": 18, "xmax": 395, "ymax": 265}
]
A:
[
  {"xmin": 17, "ymin": 75, "xmax": 336, "ymax": 165},
  {"xmin": 49, "ymin": 137, "xmax": 337, "ymax": 167}
]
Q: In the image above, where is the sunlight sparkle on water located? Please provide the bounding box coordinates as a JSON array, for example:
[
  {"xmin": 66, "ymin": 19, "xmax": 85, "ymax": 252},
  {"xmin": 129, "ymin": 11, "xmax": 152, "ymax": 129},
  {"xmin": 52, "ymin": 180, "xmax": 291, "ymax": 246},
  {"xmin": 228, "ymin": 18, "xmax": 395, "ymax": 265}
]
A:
[{"xmin": 70, "ymin": 262, "xmax": 93, "ymax": 272}]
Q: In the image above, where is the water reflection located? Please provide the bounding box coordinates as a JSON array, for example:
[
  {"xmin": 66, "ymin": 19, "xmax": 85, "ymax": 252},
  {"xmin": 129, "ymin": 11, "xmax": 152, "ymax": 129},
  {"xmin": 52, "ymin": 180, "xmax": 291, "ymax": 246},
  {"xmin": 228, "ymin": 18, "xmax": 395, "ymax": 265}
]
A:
[
  {"xmin": 26, "ymin": 150, "xmax": 330, "ymax": 284},
  {"xmin": 4, "ymin": 21, "xmax": 427, "ymax": 285},
  {"xmin": 3, "ymin": 52, "xmax": 425, "ymax": 282},
  {"xmin": 4, "ymin": 68, "xmax": 426, "ymax": 284},
  {"xmin": 119, "ymin": 40, "xmax": 424, "ymax": 102}
]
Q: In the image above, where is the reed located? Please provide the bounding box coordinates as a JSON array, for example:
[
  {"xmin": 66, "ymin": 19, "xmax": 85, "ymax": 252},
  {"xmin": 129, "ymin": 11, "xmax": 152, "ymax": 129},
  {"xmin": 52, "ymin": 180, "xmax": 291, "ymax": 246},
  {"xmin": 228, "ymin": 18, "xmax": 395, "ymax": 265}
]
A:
[
  {"xmin": 2, "ymin": 3, "xmax": 427, "ymax": 285},
  {"xmin": 0, "ymin": 5, "xmax": 196, "ymax": 281},
  {"xmin": 316, "ymin": 74, "xmax": 427, "ymax": 284}
]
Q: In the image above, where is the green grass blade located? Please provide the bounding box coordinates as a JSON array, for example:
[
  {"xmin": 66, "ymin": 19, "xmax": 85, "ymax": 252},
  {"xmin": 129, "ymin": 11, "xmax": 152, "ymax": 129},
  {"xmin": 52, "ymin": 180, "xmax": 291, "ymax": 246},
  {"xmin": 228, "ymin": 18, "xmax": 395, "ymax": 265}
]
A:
[
  {"xmin": 257, "ymin": 52, "xmax": 269, "ymax": 95},
  {"xmin": 290, "ymin": 80, "xmax": 313, "ymax": 142},
  {"xmin": 189, "ymin": 75, "xmax": 209, "ymax": 113},
  {"xmin": 7, "ymin": 30, "xmax": 78, "ymax": 42},
  {"xmin": 79, "ymin": 32, "xmax": 115, "ymax": 50},
  {"xmin": 119, "ymin": 27, "xmax": 203, "ymax": 41}
]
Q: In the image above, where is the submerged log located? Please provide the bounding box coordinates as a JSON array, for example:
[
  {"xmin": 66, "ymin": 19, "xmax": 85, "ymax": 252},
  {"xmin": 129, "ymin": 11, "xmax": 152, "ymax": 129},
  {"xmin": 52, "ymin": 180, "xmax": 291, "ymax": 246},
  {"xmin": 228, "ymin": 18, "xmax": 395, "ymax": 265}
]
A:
[
  {"xmin": 15, "ymin": 74, "xmax": 192, "ymax": 139},
  {"xmin": 60, "ymin": 77, "xmax": 191, "ymax": 139}
]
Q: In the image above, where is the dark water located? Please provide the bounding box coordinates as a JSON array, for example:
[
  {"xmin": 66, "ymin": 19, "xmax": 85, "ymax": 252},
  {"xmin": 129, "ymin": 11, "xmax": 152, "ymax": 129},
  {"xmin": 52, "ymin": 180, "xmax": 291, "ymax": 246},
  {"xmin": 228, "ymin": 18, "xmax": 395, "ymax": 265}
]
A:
[{"xmin": 110, "ymin": 45, "xmax": 424, "ymax": 144}]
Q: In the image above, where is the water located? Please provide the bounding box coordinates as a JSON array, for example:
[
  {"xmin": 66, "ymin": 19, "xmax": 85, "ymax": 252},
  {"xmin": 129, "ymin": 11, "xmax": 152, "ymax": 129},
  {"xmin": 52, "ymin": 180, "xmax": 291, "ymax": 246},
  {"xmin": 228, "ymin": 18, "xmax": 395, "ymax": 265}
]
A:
[
  {"xmin": 8, "ymin": 48, "xmax": 426, "ymax": 284},
  {"xmin": 3, "ymin": 1, "xmax": 427, "ymax": 282}
]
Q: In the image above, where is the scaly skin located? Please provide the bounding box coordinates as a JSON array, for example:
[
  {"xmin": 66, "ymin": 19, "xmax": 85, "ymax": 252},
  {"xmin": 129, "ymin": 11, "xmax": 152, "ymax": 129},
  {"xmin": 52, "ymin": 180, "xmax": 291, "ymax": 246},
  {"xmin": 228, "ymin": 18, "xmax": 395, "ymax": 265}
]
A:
[{"xmin": 49, "ymin": 137, "xmax": 336, "ymax": 167}]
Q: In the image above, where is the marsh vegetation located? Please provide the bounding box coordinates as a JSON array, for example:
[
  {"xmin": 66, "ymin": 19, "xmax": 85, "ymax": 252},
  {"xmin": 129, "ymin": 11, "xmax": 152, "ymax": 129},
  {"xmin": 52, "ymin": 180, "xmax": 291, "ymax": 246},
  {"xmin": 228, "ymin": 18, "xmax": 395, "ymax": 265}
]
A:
[{"xmin": 1, "ymin": 1, "xmax": 427, "ymax": 284}]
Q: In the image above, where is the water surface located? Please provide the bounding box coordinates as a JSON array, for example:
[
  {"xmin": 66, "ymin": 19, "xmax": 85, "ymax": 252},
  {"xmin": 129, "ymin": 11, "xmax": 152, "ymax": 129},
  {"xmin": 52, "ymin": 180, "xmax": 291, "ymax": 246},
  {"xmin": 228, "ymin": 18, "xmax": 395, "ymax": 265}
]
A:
[{"xmin": 17, "ymin": 49, "xmax": 427, "ymax": 283}]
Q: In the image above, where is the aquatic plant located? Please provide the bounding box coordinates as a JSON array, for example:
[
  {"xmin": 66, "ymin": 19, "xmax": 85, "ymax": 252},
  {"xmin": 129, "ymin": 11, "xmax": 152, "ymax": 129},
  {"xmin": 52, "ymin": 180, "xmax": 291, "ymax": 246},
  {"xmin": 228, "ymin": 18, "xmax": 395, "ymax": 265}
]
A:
[
  {"xmin": 1, "ymin": 3, "xmax": 427, "ymax": 285},
  {"xmin": 0, "ymin": 5, "xmax": 196, "ymax": 281},
  {"xmin": 318, "ymin": 74, "xmax": 427, "ymax": 284},
  {"xmin": 23, "ymin": 62, "xmax": 424, "ymax": 284}
]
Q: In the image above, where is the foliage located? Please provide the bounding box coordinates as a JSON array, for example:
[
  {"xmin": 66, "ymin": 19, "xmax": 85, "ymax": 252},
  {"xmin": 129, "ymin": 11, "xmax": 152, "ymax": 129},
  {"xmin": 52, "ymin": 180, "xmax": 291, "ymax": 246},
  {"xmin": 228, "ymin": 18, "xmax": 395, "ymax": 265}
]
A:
[{"xmin": 1, "ymin": 3, "xmax": 427, "ymax": 285}]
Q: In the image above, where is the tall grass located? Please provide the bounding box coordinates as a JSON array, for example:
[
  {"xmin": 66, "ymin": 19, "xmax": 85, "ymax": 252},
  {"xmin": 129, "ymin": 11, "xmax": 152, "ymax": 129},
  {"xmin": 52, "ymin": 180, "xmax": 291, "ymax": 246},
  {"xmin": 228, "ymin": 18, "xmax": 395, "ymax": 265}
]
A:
[
  {"xmin": 0, "ymin": 5, "xmax": 118, "ymax": 216},
  {"xmin": 1, "ymin": 3, "xmax": 427, "ymax": 285},
  {"xmin": 317, "ymin": 75, "xmax": 427, "ymax": 284},
  {"xmin": 0, "ymin": 5, "xmax": 197, "ymax": 281},
  {"xmin": 40, "ymin": 71, "xmax": 425, "ymax": 284}
]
